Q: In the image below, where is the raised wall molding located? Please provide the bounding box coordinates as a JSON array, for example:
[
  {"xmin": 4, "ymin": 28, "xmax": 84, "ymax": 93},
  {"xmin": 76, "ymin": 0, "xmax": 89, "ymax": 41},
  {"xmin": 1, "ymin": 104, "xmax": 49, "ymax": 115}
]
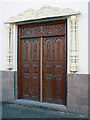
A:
[
  {"xmin": 7, "ymin": 24, "xmax": 14, "ymax": 69},
  {"xmin": 5, "ymin": 5, "xmax": 80, "ymax": 24},
  {"xmin": 70, "ymin": 16, "xmax": 78, "ymax": 72}
]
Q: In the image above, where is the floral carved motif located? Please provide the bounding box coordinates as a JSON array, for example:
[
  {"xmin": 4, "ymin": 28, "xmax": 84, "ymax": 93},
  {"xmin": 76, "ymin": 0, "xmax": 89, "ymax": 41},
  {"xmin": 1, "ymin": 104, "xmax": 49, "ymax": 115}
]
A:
[
  {"xmin": 5, "ymin": 5, "xmax": 80, "ymax": 23},
  {"xmin": 20, "ymin": 23, "xmax": 66, "ymax": 38}
]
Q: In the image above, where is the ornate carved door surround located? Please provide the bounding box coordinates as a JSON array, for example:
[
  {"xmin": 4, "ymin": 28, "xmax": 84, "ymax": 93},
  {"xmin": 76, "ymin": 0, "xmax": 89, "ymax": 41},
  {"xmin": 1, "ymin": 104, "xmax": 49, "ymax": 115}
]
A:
[
  {"xmin": 5, "ymin": 5, "xmax": 80, "ymax": 105},
  {"xmin": 6, "ymin": 6, "xmax": 80, "ymax": 72}
]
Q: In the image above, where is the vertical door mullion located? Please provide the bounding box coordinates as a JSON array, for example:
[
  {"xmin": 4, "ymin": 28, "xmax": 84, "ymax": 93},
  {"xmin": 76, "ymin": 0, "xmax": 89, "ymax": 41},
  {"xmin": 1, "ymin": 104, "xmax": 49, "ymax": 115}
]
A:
[{"xmin": 40, "ymin": 37, "xmax": 43, "ymax": 102}]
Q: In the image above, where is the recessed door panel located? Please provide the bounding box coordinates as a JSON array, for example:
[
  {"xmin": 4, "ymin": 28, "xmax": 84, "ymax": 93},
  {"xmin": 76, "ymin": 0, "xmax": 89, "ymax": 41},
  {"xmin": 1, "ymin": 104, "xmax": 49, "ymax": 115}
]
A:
[
  {"xmin": 43, "ymin": 36, "xmax": 66, "ymax": 104},
  {"xmin": 19, "ymin": 38, "xmax": 40, "ymax": 101}
]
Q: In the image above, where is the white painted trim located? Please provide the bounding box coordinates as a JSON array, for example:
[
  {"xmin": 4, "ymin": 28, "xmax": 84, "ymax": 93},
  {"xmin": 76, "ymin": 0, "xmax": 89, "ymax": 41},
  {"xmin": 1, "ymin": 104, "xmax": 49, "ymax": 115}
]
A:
[
  {"xmin": 13, "ymin": 25, "xmax": 18, "ymax": 71},
  {"xmin": 67, "ymin": 18, "xmax": 71, "ymax": 73}
]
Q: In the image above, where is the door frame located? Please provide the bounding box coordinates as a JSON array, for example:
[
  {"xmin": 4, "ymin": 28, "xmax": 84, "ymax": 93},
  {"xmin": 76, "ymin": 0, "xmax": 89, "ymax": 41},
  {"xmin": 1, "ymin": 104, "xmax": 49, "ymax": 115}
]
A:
[{"xmin": 16, "ymin": 19, "xmax": 68, "ymax": 106}]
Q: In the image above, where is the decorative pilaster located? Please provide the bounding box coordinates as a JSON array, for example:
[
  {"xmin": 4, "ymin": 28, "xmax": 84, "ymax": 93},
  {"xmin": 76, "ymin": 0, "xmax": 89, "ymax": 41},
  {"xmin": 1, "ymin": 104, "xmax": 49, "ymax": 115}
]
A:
[
  {"xmin": 70, "ymin": 16, "xmax": 78, "ymax": 72},
  {"xmin": 7, "ymin": 24, "xmax": 14, "ymax": 69}
]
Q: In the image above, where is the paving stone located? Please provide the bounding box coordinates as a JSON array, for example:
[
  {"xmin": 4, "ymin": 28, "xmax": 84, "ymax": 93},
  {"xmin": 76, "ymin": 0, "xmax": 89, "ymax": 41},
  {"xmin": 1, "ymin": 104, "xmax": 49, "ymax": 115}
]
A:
[{"xmin": 2, "ymin": 102, "xmax": 87, "ymax": 118}]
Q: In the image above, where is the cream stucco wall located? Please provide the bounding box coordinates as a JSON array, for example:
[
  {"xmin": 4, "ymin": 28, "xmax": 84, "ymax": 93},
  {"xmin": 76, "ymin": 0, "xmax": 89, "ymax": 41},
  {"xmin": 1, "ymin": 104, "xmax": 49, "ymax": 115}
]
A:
[{"xmin": 0, "ymin": 1, "xmax": 88, "ymax": 74}]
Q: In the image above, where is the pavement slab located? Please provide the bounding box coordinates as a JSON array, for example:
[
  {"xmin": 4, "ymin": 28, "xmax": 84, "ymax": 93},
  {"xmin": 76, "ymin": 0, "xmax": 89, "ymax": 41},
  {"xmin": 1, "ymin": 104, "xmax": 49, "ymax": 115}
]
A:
[{"xmin": 2, "ymin": 102, "xmax": 88, "ymax": 118}]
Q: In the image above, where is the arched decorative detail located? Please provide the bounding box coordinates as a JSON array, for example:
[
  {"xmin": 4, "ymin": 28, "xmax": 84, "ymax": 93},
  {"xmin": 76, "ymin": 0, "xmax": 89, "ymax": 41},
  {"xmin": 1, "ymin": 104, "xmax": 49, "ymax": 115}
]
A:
[
  {"xmin": 55, "ymin": 39, "xmax": 61, "ymax": 61},
  {"xmin": 33, "ymin": 41, "xmax": 37, "ymax": 59},
  {"xmin": 46, "ymin": 40, "xmax": 51, "ymax": 60}
]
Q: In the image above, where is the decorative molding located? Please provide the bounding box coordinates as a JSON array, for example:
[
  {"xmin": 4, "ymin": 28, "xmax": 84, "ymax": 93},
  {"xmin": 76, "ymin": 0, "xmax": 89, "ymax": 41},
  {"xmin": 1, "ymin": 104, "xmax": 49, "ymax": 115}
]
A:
[
  {"xmin": 7, "ymin": 24, "xmax": 14, "ymax": 69},
  {"xmin": 70, "ymin": 16, "xmax": 78, "ymax": 72},
  {"xmin": 5, "ymin": 5, "xmax": 80, "ymax": 72},
  {"xmin": 5, "ymin": 5, "xmax": 80, "ymax": 24}
]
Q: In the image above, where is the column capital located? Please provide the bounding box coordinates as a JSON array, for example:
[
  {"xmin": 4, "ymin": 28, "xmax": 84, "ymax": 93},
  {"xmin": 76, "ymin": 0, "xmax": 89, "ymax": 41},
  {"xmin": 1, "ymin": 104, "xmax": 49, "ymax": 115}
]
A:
[{"xmin": 70, "ymin": 15, "xmax": 78, "ymax": 21}]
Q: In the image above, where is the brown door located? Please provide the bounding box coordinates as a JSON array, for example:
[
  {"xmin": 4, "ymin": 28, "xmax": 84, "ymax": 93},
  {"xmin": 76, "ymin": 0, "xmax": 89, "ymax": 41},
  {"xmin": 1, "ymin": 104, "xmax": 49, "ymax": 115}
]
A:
[
  {"xmin": 18, "ymin": 20, "xmax": 67, "ymax": 105},
  {"xmin": 18, "ymin": 38, "xmax": 40, "ymax": 101},
  {"xmin": 42, "ymin": 36, "xmax": 66, "ymax": 104}
]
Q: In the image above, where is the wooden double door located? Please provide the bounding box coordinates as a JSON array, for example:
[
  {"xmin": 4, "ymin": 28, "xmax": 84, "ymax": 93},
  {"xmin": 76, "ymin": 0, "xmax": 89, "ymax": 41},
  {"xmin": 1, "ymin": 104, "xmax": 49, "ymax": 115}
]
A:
[{"xmin": 18, "ymin": 20, "xmax": 67, "ymax": 105}]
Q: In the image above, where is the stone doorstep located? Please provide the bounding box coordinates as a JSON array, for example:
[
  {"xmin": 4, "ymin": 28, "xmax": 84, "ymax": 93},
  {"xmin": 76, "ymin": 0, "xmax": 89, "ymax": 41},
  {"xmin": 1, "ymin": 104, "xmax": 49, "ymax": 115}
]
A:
[{"xmin": 15, "ymin": 99, "xmax": 67, "ymax": 112}]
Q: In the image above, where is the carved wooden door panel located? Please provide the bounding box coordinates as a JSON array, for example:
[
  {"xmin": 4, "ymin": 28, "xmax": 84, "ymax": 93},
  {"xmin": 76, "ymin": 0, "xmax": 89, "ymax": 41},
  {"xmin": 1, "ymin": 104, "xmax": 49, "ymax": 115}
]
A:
[
  {"xmin": 54, "ymin": 36, "xmax": 66, "ymax": 105},
  {"xmin": 19, "ymin": 38, "xmax": 40, "ymax": 101},
  {"xmin": 42, "ymin": 36, "xmax": 66, "ymax": 105}
]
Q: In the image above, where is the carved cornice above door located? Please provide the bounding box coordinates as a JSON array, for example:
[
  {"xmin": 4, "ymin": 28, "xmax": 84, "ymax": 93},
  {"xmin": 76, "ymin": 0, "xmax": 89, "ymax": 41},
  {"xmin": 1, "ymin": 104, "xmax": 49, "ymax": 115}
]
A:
[{"xmin": 5, "ymin": 5, "xmax": 80, "ymax": 24}]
